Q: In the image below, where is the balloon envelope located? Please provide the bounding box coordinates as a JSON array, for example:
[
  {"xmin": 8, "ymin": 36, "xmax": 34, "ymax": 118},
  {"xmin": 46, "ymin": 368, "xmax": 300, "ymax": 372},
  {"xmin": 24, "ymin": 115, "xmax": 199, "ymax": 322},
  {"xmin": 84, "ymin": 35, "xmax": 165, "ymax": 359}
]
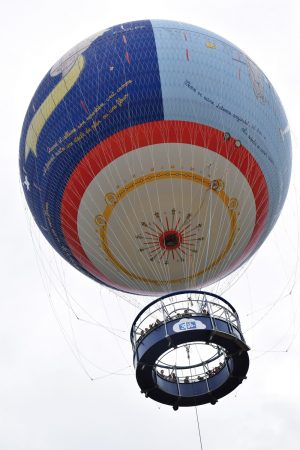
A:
[{"xmin": 20, "ymin": 20, "xmax": 292, "ymax": 295}]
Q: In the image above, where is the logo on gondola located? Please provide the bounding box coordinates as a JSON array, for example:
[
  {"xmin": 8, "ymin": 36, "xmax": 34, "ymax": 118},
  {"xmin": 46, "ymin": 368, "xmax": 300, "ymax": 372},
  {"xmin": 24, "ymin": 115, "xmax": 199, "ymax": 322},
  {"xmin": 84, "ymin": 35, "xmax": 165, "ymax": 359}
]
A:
[{"xmin": 173, "ymin": 318, "xmax": 206, "ymax": 333}]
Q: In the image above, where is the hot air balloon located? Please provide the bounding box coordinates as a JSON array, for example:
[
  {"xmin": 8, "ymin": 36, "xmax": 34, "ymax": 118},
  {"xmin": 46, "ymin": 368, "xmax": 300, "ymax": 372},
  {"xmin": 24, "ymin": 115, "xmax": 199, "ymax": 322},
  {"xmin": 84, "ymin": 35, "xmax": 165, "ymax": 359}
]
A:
[{"xmin": 20, "ymin": 20, "xmax": 292, "ymax": 409}]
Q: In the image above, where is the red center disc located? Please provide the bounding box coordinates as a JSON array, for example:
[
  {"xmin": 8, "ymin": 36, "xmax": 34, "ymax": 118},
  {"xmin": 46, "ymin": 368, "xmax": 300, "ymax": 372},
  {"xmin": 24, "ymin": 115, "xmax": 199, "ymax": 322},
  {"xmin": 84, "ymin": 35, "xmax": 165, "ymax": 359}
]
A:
[{"xmin": 159, "ymin": 230, "xmax": 183, "ymax": 250}]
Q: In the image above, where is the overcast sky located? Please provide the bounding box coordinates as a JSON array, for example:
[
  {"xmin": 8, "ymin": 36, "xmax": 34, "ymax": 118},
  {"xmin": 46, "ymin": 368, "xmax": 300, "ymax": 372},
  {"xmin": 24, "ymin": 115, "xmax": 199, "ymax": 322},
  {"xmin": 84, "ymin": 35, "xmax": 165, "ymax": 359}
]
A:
[{"xmin": 1, "ymin": 0, "xmax": 300, "ymax": 449}]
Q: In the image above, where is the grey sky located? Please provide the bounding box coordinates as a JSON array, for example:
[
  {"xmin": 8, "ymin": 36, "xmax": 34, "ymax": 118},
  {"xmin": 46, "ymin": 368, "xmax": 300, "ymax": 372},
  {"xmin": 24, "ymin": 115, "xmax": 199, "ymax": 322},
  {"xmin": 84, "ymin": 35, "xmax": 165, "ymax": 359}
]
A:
[{"xmin": 1, "ymin": 0, "xmax": 300, "ymax": 449}]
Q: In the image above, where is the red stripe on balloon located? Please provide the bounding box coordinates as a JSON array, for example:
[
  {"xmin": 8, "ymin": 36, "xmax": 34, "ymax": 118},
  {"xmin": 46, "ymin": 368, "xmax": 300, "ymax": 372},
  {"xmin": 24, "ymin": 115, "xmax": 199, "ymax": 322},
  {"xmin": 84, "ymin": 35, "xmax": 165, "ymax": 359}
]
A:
[
  {"xmin": 61, "ymin": 120, "xmax": 269, "ymax": 292},
  {"xmin": 125, "ymin": 51, "xmax": 131, "ymax": 64}
]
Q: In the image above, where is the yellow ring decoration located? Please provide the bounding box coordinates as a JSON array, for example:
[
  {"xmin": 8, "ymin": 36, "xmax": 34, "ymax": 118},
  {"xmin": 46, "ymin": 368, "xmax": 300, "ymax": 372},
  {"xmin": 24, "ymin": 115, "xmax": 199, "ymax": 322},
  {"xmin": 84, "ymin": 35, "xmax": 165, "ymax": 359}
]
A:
[{"xmin": 97, "ymin": 170, "xmax": 237, "ymax": 285}]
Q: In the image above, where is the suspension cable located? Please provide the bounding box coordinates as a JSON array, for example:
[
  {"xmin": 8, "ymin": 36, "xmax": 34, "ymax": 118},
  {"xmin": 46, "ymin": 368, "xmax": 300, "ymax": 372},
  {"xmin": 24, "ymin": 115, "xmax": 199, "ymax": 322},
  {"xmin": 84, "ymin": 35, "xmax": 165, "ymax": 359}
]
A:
[{"xmin": 195, "ymin": 406, "xmax": 204, "ymax": 450}]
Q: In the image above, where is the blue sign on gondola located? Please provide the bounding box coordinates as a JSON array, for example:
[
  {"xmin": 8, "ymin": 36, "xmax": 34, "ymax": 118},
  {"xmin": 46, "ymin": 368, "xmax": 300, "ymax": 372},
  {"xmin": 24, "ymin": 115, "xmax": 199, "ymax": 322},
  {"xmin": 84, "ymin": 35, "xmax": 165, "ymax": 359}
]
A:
[
  {"xmin": 173, "ymin": 318, "xmax": 207, "ymax": 333},
  {"xmin": 179, "ymin": 321, "xmax": 196, "ymax": 331}
]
